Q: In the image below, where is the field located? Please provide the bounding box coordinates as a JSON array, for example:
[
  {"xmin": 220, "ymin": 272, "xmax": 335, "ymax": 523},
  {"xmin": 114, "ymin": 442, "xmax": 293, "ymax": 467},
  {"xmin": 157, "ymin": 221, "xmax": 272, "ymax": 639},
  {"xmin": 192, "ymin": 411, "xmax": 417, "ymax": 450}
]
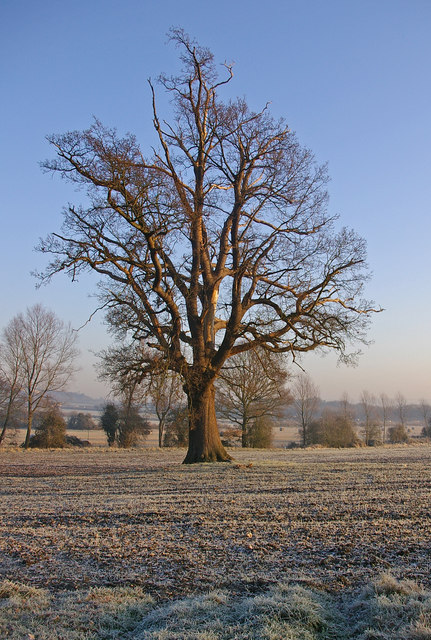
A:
[{"xmin": 1, "ymin": 445, "xmax": 431, "ymax": 638}]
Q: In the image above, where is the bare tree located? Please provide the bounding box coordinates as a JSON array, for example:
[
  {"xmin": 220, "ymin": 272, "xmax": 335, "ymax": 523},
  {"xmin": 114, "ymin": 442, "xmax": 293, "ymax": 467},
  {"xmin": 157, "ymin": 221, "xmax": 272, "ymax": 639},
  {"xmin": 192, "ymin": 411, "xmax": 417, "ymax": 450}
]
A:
[
  {"xmin": 340, "ymin": 392, "xmax": 349, "ymax": 419},
  {"xmin": 419, "ymin": 399, "xmax": 430, "ymax": 435},
  {"xmin": 216, "ymin": 349, "xmax": 290, "ymax": 447},
  {"xmin": 379, "ymin": 393, "xmax": 391, "ymax": 444},
  {"xmin": 0, "ymin": 344, "xmax": 23, "ymax": 446},
  {"xmin": 98, "ymin": 343, "xmax": 147, "ymax": 405},
  {"xmin": 98, "ymin": 342, "xmax": 183, "ymax": 447},
  {"xmin": 150, "ymin": 369, "xmax": 182, "ymax": 447},
  {"xmin": 38, "ymin": 29, "xmax": 377, "ymax": 463},
  {"xmin": 1, "ymin": 305, "xmax": 78, "ymax": 448},
  {"xmin": 395, "ymin": 392, "xmax": 407, "ymax": 428},
  {"xmin": 293, "ymin": 373, "xmax": 320, "ymax": 447},
  {"xmin": 98, "ymin": 344, "xmax": 153, "ymax": 447},
  {"xmin": 360, "ymin": 390, "xmax": 380, "ymax": 445}
]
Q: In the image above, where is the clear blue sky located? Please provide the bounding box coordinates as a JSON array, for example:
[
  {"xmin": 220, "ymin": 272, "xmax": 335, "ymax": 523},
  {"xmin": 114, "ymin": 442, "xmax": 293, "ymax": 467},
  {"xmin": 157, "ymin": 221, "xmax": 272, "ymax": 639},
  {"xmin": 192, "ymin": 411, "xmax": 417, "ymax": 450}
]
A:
[{"xmin": 1, "ymin": 0, "xmax": 430, "ymax": 401}]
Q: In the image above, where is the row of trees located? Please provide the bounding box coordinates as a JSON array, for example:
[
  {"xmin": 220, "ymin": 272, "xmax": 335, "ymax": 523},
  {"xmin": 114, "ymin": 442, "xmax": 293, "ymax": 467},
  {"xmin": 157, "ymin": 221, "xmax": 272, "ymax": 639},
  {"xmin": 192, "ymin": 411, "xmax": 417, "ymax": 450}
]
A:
[
  {"xmin": 292, "ymin": 377, "xmax": 430, "ymax": 447},
  {"xmin": 0, "ymin": 304, "xmax": 428, "ymax": 451},
  {"xmin": 0, "ymin": 302, "xmax": 289, "ymax": 450},
  {"xmin": 97, "ymin": 344, "xmax": 290, "ymax": 449}
]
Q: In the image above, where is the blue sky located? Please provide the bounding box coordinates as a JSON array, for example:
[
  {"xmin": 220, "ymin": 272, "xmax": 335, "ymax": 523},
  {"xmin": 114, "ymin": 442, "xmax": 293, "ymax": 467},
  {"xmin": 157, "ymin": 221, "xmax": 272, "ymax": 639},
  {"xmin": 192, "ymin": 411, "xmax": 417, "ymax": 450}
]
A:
[{"xmin": 1, "ymin": 0, "xmax": 430, "ymax": 401}]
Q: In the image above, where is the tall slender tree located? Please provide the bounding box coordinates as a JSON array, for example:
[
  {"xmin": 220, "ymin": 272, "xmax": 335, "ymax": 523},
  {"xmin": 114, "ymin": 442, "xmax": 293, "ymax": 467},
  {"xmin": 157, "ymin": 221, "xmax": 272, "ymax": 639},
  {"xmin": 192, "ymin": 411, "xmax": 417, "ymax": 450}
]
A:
[
  {"xmin": 0, "ymin": 344, "xmax": 23, "ymax": 446},
  {"xmin": 379, "ymin": 393, "xmax": 391, "ymax": 444},
  {"xmin": 293, "ymin": 373, "xmax": 320, "ymax": 447},
  {"xmin": 38, "ymin": 29, "xmax": 376, "ymax": 463}
]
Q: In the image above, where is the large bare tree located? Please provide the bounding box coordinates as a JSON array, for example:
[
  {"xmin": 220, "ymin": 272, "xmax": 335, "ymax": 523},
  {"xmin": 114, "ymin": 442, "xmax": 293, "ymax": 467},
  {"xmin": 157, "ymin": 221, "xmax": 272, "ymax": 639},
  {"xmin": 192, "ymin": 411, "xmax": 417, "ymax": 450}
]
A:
[
  {"xmin": 1, "ymin": 304, "xmax": 78, "ymax": 448},
  {"xmin": 38, "ymin": 30, "xmax": 376, "ymax": 463}
]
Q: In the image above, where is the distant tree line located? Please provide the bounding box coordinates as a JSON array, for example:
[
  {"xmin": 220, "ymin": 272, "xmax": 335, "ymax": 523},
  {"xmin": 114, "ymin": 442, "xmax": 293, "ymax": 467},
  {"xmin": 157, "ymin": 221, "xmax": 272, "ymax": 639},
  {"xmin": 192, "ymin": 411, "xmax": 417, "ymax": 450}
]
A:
[
  {"xmin": 1, "ymin": 305, "xmax": 430, "ymax": 451},
  {"xmin": 291, "ymin": 382, "xmax": 430, "ymax": 448}
]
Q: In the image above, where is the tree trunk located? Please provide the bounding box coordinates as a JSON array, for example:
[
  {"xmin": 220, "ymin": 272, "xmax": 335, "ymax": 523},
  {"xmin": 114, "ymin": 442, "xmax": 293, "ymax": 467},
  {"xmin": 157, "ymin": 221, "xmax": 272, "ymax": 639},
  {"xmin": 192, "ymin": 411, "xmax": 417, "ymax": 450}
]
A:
[
  {"xmin": 0, "ymin": 423, "xmax": 7, "ymax": 446},
  {"xmin": 241, "ymin": 416, "xmax": 249, "ymax": 448},
  {"xmin": 183, "ymin": 383, "xmax": 232, "ymax": 463},
  {"xmin": 24, "ymin": 410, "xmax": 33, "ymax": 449},
  {"xmin": 158, "ymin": 416, "xmax": 166, "ymax": 448},
  {"xmin": 0, "ymin": 407, "xmax": 12, "ymax": 446}
]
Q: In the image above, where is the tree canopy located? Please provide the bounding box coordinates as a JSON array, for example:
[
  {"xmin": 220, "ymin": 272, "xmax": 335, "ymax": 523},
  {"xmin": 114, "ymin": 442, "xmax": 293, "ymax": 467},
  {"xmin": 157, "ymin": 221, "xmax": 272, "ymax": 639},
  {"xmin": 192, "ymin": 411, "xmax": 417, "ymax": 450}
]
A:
[{"xmin": 38, "ymin": 29, "xmax": 376, "ymax": 462}]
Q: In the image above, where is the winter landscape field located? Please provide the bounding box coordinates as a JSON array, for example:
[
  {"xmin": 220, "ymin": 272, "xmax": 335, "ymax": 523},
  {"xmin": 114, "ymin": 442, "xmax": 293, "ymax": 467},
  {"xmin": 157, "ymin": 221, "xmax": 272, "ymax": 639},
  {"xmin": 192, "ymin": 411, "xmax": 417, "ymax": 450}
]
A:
[{"xmin": 1, "ymin": 445, "xmax": 431, "ymax": 639}]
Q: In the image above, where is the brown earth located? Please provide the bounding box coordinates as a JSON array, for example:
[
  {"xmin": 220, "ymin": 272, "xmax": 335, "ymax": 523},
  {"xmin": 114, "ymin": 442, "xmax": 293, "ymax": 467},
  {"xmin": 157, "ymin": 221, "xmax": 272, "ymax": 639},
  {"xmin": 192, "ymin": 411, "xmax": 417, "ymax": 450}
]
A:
[{"xmin": 1, "ymin": 445, "xmax": 430, "ymax": 601}]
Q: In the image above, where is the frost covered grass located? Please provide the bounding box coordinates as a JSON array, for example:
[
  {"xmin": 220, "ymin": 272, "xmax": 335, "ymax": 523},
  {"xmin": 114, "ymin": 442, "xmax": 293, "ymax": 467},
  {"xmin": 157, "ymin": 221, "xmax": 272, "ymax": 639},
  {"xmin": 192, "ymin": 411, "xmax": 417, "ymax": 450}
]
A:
[
  {"xmin": 2, "ymin": 575, "xmax": 431, "ymax": 639},
  {"xmin": 1, "ymin": 445, "xmax": 431, "ymax": 637},
  {"xmin": 0, "ymin": 580, "xmax": 154, "ymax": 639}
]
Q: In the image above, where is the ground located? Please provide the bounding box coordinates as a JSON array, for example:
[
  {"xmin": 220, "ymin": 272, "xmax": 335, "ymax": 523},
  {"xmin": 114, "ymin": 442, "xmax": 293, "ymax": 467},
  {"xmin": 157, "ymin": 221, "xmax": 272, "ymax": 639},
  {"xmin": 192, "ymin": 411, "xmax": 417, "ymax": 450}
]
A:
[{"xmin": 1, "ymin": 445, "xmax": 431, "ymax": 638}]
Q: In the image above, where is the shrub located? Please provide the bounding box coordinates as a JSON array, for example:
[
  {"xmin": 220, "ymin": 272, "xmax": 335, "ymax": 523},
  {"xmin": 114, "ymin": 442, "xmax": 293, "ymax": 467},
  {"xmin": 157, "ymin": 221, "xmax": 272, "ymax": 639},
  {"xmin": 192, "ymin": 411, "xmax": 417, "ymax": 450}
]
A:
[
  {"xmin": 100, "ymin": 402, "xmax": 151, "ymax": 447},
  {"xmin": 67, "ymin": 412, "xmax": 97, "ymax": 430},
  {"xmin": 248, "ymin": 416, "xmax": 273, "ymax": 448},
  {"xmin": 65, "ymin": 434, "xmax": 91, "ymax": 447},
  {"xmin": 28, "ymin": 406, "xmax": 66, "ymax": 448},
  {"xmin": 117, "ymin": 404, "xmax": 151, "ymax": 448},
  {"xmin": 422, "ymin": 417, "xmax": 431, "ymax": 438},
  {"xmin": 100, "ymin": 403, "xmax": 119, "ymax": 446},
  {"xmin": 389, "ymin": 423, "xmax": 409, "ymax": 443},
  {"xmin": 308, "ymin": 412, "xmax": 358, "ymax": 448}
]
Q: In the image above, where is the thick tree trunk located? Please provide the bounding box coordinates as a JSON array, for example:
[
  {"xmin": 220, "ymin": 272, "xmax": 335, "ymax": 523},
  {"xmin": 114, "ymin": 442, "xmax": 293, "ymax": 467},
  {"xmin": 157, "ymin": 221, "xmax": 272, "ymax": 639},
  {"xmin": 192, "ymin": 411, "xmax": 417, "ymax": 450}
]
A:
[{"xmin": 183, "ymin": 383, "xmax": 232, "ymax": 463}]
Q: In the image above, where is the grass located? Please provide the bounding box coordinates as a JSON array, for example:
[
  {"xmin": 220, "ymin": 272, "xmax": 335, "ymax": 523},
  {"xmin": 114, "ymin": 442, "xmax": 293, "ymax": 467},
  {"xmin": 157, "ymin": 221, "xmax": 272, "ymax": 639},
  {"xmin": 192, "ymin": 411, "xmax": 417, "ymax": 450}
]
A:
[
  {"xmin": 1, "ymin": 445, "xmax": 431, "ymax": 638},
  {"xmin": 2, "ymin": 575, "xmax": 431, "ymax": 639}
]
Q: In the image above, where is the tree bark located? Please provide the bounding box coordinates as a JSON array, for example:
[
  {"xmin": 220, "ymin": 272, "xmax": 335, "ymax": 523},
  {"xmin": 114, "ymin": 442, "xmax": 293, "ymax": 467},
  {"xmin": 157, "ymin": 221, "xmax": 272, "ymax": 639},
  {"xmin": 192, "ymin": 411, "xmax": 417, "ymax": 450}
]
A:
[
  {"xmin": 183, "ymin": 383, "xmax": 232, "ymax": 463},
  {"xmin": 24, "ymin": 412, "xmax": 33, "ymax": 449},
  {"xmin": 0, "ymin": 401, "xmax": 14, "ymax": 446},
  {"xmin": 0, "ymin": 423, "xmax": 7, "ymax": 446},
  {"xmin": 241, "ymin": 416, "xmax": 249, "ymax": 448}
]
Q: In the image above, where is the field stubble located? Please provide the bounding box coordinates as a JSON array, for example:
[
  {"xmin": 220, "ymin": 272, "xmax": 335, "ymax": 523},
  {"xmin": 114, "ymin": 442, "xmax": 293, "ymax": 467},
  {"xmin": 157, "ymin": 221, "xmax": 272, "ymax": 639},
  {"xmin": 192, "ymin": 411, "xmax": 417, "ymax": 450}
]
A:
[{"xmin": 1, "ymin": 445, "xmax": 431, "ymax": 601}]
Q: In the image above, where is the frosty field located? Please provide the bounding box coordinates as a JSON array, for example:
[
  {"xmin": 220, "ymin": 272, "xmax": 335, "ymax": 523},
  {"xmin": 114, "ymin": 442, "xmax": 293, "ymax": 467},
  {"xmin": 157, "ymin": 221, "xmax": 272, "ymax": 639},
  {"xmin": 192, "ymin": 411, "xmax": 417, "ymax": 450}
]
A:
[{"xmin": 1, "ymin": 445, "xmax": 431, "ymax": 639}]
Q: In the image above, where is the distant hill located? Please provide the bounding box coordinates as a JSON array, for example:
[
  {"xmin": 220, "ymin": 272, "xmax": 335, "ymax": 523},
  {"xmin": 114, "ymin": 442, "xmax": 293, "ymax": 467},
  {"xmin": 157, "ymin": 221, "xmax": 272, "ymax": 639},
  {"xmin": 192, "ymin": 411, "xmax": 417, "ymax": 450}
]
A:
[{"xmin": 49, "ymin": 391, "xmax": 106, "ymax": 410}]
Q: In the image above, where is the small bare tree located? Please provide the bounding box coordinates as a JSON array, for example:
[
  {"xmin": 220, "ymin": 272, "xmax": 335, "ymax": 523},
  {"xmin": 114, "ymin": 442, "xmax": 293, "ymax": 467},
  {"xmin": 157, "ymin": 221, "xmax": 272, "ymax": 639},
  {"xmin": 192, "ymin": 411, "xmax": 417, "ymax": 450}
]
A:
[
  {"xmin": 216, "ymin": 349, "xmax": 290, "ymax": 447},
  {"xmin": 360, "ymin": 390, "xmax": 380, "ymax": 445},
  {"xmin": 379, "ymin": 393, "xmax": 391, "ymax": 444},
  {"xmin": 0, "ymin": 354, "xmax": 23, "ymax": 446},
  {"xmin": 419, "ymin": 399, "xmax": 430, "ymax": 436},
  {"xmin": 293, "ymin": 373, "xmax": 320, "ymax": 447},
  {"xmin": 395, "ymin": 392, "xmax": 407, "ymax": 428},
  {"xmin": 149, "ymin": 369, "xmax": 183, "ymax": 447},
  {"xmin": 1, "ymin": 305, "xmax": 78, "ymax": 448},
  {"xmin": 340, "ymin": 392, "xmax": 354, "ymax": 422}
]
